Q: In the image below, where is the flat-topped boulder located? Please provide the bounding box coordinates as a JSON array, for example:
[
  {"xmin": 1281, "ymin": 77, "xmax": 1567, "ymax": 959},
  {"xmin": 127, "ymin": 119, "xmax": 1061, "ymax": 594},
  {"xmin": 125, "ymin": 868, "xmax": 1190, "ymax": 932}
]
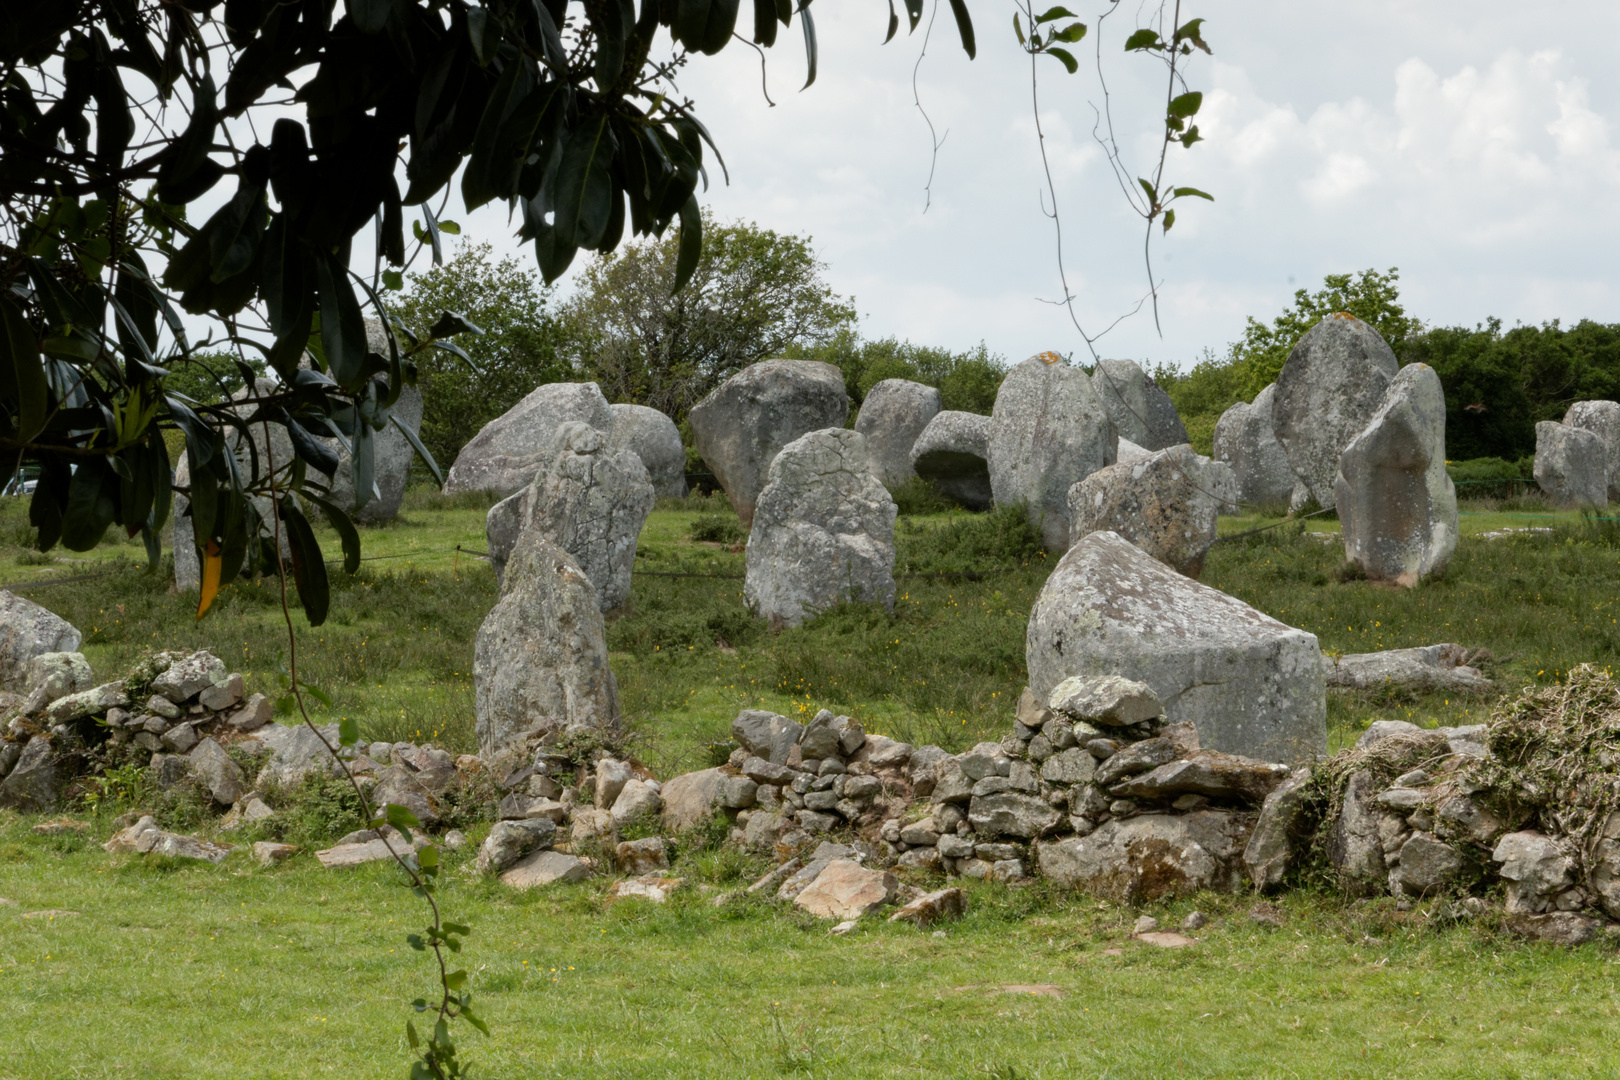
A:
[
  {"xmin": 1564, "ymin": 400, "xmax": 1620, "ymax": 502},
  {"xmin": 910, "ymin": 410, "xmax": 992, "ymax": 510},
  {"xmin": 607, "ymin": 403, "xmax": 687, "ymax": 499},
  {"xmin": 988, "ymin": 353, "xmax": 1117, "ymax": 551},
  {"xmin": 1026, "ymin": 530, "xmax": 1326, "ymax": 764},
  {"xmin": 1334, "ymin": 362, "xmax": 1458, "ymax": 586},
  {"xmin": 444, "ymin": 382, "xmax": 615, "ymax": 497},
  {"xmin": 1535, "ymin": 420, "xmax": 1609, "ymax": 509},
  {"xmin": 687, "ymin": 359, "xmax": 849, "ymax": 526},
  {"xmin": 1066, "ymin": 444, "xmax": 1237, "ymax": 578},
  {"xmin": 1212, "ymin": 383, "xmax": 1295, "ymax": 508},
  {"xmin": 1271, "ymin": 314, "xmax": 1399, "ymax": 510},
  {"xmin": 743, "ymin": 428, "xmax": 896, "ymax": 627},
  {"xmin": 855, "ymin": 379, "xmax": 942, "ymax": 489},
  {"xmin": 1092, "ymin": 357, "xmax": 1189, "ymax": 451}
]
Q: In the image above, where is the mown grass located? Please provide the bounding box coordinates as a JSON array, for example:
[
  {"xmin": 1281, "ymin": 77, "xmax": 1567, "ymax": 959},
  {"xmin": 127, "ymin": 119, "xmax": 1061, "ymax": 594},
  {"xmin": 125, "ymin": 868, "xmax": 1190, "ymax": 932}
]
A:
[{"xmin": 3, "ymin": 809, "xmax": 1620, "ymax": 1080}]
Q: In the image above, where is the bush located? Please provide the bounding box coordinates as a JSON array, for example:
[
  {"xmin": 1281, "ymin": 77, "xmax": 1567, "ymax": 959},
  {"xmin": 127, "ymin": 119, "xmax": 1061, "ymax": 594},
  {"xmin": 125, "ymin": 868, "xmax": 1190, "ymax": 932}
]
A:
[
  {"xmin": 689, "ymin": 514, "xmax": 745, "ymax": 545},
  {"xmin": 894, "ymin": 504, "xmax": 1046, "ymax": 575},
  {"xmin": 889, "ymin": 478, "xmax": 952, "ymax": 516}
]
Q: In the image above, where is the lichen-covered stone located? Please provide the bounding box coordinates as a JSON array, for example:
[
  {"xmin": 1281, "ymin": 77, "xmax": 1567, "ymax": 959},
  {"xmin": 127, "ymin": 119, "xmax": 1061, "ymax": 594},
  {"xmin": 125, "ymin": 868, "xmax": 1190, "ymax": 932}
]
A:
[
  {"xmin": 1036, "ymin": 810, "xmax": 1252, "ymax": 900},
  {"xmin": 607, "ymin": 403, "xmax": 688, "ymax": 499},
  {"xmin": 855, "ymin": 378, "xmax": 942, "ymax": 489},
  {"xmin": 0, "ymin": 592, "xmax": 81, "ymax": 692},
  {"xmin": 910, "ymin": 410, "xmax": 992, "ymax": 510},
  {"xmin": 445, "ymin": 382, "xmax": 615, "ymax": 497},
  {"xmin": 743, "ymin": 428, "xmax": 896, "ymax": 627},
  {"xmin": 687, "ymin": 359, "xmax": 849, "ymax": 526},
  {"xmin": 988, "ymin": 354, "xmax": 1116, "ymax": 551},
  {"xmin": 1066, "ymin": 444, "xmax": 1237, "ymax": 578},
  {"xmin": 1092, "ymin": 357, "xmax": 1189, "ymax": 451},
  {"xmin": 1026, "ymin": 531, "xmax": 1325, "ymax": 764},
  {"xmin": 1563, "ymin": 400, "xmax": 1620, "ymax": 502},
  {"xmin": 1534, "ymin": 420, "xmax": 1609, "ymax": 509},
  {"xmin": 1212, "ymin": 384, "xmax": 1296, "ymax": 508}
]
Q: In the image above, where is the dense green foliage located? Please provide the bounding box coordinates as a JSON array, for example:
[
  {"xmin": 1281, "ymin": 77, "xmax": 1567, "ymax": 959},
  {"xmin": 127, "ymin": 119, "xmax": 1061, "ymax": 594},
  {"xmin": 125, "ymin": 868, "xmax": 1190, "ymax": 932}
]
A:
[
  {"xmin": 392, "ymin": 242, "xmax": 570, "ymax": 468},
  {"xmin": 789, "ymin": 328, "xmax": 1010, "ymax": 414}
]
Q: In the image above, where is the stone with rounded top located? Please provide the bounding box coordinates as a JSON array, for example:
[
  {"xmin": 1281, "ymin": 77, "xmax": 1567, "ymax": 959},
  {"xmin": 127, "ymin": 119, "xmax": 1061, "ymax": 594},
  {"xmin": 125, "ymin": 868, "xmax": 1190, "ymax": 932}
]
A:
[
  {"xmin": 910, "ymin": 410, "xmax": 993, "ymax": 510},
  {"xmin": 688, "ymin": 359, "xmax": 849, "ymax": 526},
  {"xmin": 1563, "ymin": 400, "xmax": 1620, "ymax": 501},
  {"xmin": 1066, "ymin": 445, "xmax": 1237, "ymax": 578},
  {"xmin": 855, "ymin": 378, "xmax": 942, "ymax": 488},
  {"xmin": 1092, "ymin": 357, "xmax": 1189, "ymax": 451},
  {"xmin": 445, "ymin": 381, "xmax": 616, "ymax": 497},
  {"xmin": 607, "ymin": 402, "xmax": 688, "ymax": 499},
  {"xmin": 1212, "ymin": 383, "xmax": 1296, "ymax": 508},
  {"xmin": 0, "ymin": 592, "xmax": 81, "ymax": 692},
  {"xmin": 1534, "ymin": 420, "xmax": 1608, "ymax": 509},
  {"xmin": 1047, "ymin": 674, "xmax": 1163, "ymax": 727}
]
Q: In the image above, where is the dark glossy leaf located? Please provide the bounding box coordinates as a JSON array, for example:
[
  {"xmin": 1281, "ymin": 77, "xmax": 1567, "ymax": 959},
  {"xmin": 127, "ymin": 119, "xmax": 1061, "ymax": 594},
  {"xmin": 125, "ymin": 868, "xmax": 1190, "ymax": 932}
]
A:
[
  {"xmin": 1124, "ymin": 28, "xmax": 1161, "ymax": 51},
  {"xmin": 462, "ymin": 51, "xmax": 531, "ymax": 212},
  {"xmin": 429, "ymin": 311, "xmax": 484, "ymax": 338},
  {"xmin": 1137, "ymin": 177, "xmax": 1157, "ymax": 203},
  {"xmin": 61, "ymin": 456, "xmax": 118, "ymax": 551},
  {"xmin": 901, "ymin": 0, "xmax": 921, "ymax": 32},
  {"xmin": 881, "ymin": 0, "xmax": 896, "ymax": 43},
  {"xmin": 285, "ymin": 414, "xmax": 340, "ymax": 476},
  {"xmin": 799, "ymin": 0, "xmax": 818, "ymax": 88},
  {"xmin": 675, "ymin": 0, "xmax": 711, "ymax": 52},
  {"xmin": 392, "ymin": 413, "xmax": 444, "ymax": 487},
  {"xmin": 553, "ymin": 113, "xmax": 615, "ymax": 249},
  {"xmin": 0, "ymin": 297, "xmax": 48, "ymax": 442},
  {"xmin": 316, "ymin": 253, "xmax": 367, "ymax": 391},
  {"xmin": 1174, "ymin": 16, "xmax": 1210, "ymax": 53},
  {"xmin": 303, "ymin": 490, "xmax": 361, "ymax": 573},
  {"xmin": 350, "ymin": 421, "xmax": 376, "ymax": 514},
  {"xmin": 671, "ymin": 193, "xmax": 702, "ymax": 294},
  {"xmin": 29, "ymin": 458, "xmax": 67, "ymax": 551},
  {"xmin": 156, "ymin": 74, "xmax": 223, "ymax": 203},
  {"xmin": 698, "ymin": 0, "xmax": 739, "ymax": 53},
  {"xmin": 279, "ymin": 497, "xmax": 330, "ymax": 626},
  {"xmin": 1162, "ymin": 207, "xmax": 1175, "ymax": 233},
  {"xmin": 348, "ymin": 0, "xmax": 394, "ymax": 35},
  {"xmin": 421, "ymin": 203, "xmax": 444, "ymax": 266},
  {"xmin": 1044, "ymin": 46, "xmax": 1077, "ymax": 73},
  {"xmin": 945, "ymin": 0, "xmax": 974, "ymax": 58},
  {"xmin": 1167, "ymin": 91, "xmax": 1202, "ymax": 118}
]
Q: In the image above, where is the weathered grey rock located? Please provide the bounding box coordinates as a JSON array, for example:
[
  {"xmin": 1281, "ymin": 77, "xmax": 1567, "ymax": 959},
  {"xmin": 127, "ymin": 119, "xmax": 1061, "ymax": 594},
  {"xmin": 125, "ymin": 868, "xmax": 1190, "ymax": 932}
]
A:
[
  {"xmin": 968, "ymin": 792, "xmax": 1062, "ymax": 839},
  {"xmin": 988, "ymin": 354, "xmax": 1117, "ymax": 551},
  {"xmin": 1242, "ymin": 767, "xmax": 1312, "ymax": 889},
  {"xmin": 43, "ymin": 680, "xmax": 127, "ymax": 725},
  {"xmin": 0, "ymin": 736, "xmax": 60, "ymax": 810},
  {"xmin": 1435, "ymin": 792, "xmax": 1506, "ymax": 845},
  {"xmin": 743, "ymin": 428, "xmax": 897, "ymax": 627},
  {"xmin": 1036, "ymin": 810, "xmax": 1252, "ymax": 900},
  {"xmin": 1110, "ymin": 751, "xmax": 1290, "ymax": 804},
  {"xmin": 855, "ymin": 379, "xmax": 942, "ymax": 488},
  {"xmin": 477, "ymin": 819, "xmax": 557, "ymax": 874},
  {"xmin": 317, "ymin": 833, "xmax": 427, "ymax": 869},
  {"xmin": 610, "ymin": 779, "xmax": 662, "ymax": 825},
  {"xmin": 1328, "ymin": 770, "xmax": 1389, "ymax": 894},
  {"xmin": 1325, "ymin": 644, "xmax": 1493, "ymax": 693},
  {"xmin": 1092, "ymin": 358, "xmax": 1189, "ymax": 451},
  {"xmin": 314, "ymin": 319, "xmax": 423, "ymax": 523},
  {"xmin": 151, "ymin": 651, "xmax": 228, "ymax": 703},
  {"xmin": 1039, "ymin": 748, "xmax": 1096, "ymax": 786},
  {"xmin": 1066, "ymin": 445, "xmax": 1236, "ymax": 578},
  {"xmin": 1091, "ymin": 737, "xmax": 1178, "ymax": 788},
  {"xmin": 473, "ymin": 532, "xmax": 619, "ymax": 758},
  {"xmin": 1391, "ymin": 832, "xmax": 1463, "ymax": 895},
  {"xmin": 229, "ymin": 693, "xmax": 274, "ymax": 733},
  {"xmin": 254, "ymin": 841, "xmax": 298, "ymax": 866},
  {"xmin": 1492, "ymin": 831, "xmax": 1576, "ymax": 914},
  {"xmin": 253, "ymin": 722, "xmax": 343, "ymax": 787},
  {"xmin": 608, "ymin": 403, "xmax": 687, "ymax": 499},
  {"xmin": 188, "ymin": 737, "xmax": 246, "ymax": 805},
  {"xmin": 220, "ymin": 793, "xmax": 274, "ymax": 829},
  {"xmin": 718, "ymin": 774, "xmax": 758, "ymax": 810},
  {"xmin": 1564, "ymin": 400, "xmax": 1620, "ymax": 501},
  {"xmin": 486, "ymin": 422, "xmax": 655, "ymax": 609},
  {"xmin": 732, "ymin": 710, "xmax": 803, "ymax": 765},
  {"xmin": 1212, "ymin": 384, "xmax": 1296, "ymax": 508},
  {"xmin": 1047, "ymin": 675, "xmax": 1162, "ymax": 727},
  {"xmin": 21, "ymin": 651, "xmax": 92, "ymax": 713},
  {"xmin": 498, "ymin": 849, "xmax": 590, "ymax": 888},
  {"xmin": 1115, "ymin": 438, "xmax": 1151, "ymax": 464},
  {"xmin": 1026, "ymin": 530, "xmax": 1326, "ymax": 764},
  {"xmin": 1534, "ymin": 421, "xmax": 1609, "ymax": 509},
  {"xmin": 199, "ymin": 673, "xmax": 244, "ymax": 711},
  {"xmin": 445, "ymin": 381, "xmax": 615, "ymax": 497},
  {"xmin": 105, "ymin": 816, "xmax": 234, "ymax": 863},
  {"xmin": 615, "ymin": 836, "xmax": 671, "ymax": 874},
  {"xmin": 594, "ymin": 758, "xmax": 633, "ymax": 810},
  {"xmin": 1334, "ymin": 363, "xmax": 1458, "ymax": 586},
  {"xmin": 1271, "ymin": 314, "xmax": 1400, "ymax": 509},
  {"xmin": 792, "ymin": 859, "xmax": 898, "ymax": 919},
  {"xmin": 889, "ymin": 887, "xmax": 967, "ymax": 926},
  {"xmin": 660, "ymin": 767, "xmax": 728, "ymax": 831},
  {"xmin": 372, "ymin": 765, "xmax": 443, "ymax": 827},
  {"xmin": 160, "ymin": 721, "xmax": 198, "ymax": 754},
  {"xmin": 910, "ymin": 410, "xmax": 993, "ymax": 510},
  {"xmin": 688, "ymin": 359, "xmax": 850, "ymax": 526},
  {"xmin": 1505, "ymin": 911, "xmax": 1604, "ymax": 946},
  {"xmin": 0, "ymin": 592, "xmax": 81, "ymax": 691},
  {"xmin": 1587, "ymin": 811, "xmax": 1620, "ymax": 920}
]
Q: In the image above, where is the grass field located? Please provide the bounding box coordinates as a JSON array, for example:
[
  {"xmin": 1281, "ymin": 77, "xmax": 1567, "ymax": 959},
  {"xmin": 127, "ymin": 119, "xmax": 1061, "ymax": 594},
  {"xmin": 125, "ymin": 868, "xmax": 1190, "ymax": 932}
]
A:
[{"xmin": 3, "ymin": 488, "xmax": 1620, "ymax": 1078}]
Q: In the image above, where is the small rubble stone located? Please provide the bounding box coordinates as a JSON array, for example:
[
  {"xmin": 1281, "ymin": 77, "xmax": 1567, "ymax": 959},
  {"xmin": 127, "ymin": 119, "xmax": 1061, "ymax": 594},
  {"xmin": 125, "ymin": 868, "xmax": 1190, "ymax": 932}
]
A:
[
  {"xmin": 609, "ymin": 874, "xmax": 684, "ymax": 903},
  {"xmin": 0, "ymin": 737, "xmax": 61, "ymax": 811},
  {"xmin": 228, "ymin": 693, "xmax": 274, "ymax": 732},
  {"xmin": 1392, "ymin": 832, "xmax": 1464, "ymax": 895},
  {"xmin": 188, "ymin": 737, "xmax": 246, "ymax": 805},
  {"xmin": 1242, "ymin": 768, "xmax": 1313, "ymax": 890},
  {"xmin": 104, "ymin": 816, "xmax": 233, "ymax": 863},
  {"xmin": 660, "ymin": 768, "xmax": 729, "ymax": 832},
  {"xmin": 151, "ymin": 651, "xmax": 229, "ymax": 703},
  {"xmin": 1110, "ymin": 751, "xmax": 1289, "ymax": 805},
  {"xmin": 1133, "ymin": 915, "xmax": 1161, "ymax": 935},
  {"xmin": 793, "ymin": 859, "xmax": 899, "ymax": 919},
  {"xmin": 594, "ymin": 758, "xmax": 633, "ymax": 809},
  {"xmin": 1493, "ymin": 831, "xmax": 1576, "ymax": 914},
  {"xmin": 615, "ymin": 837, "xmax": 670, "ymax": 875},
  {"xmin": 199, "ymin": 673, "xmax": 245, "ymax": 711},
  {"xmin": 146, "ymin": 694, "xmax": 182, "ymax": 720},
  {"xmin": 161, "ymin": 722, "xmax": 199, "ymax": 754},
  {"xmin": 1047, "ymin": 675, "xmax": 1163, "ymax": 728},
  {"xmin": 477, "ymin": 819, "xmax": 558, "ymax": 874},
  {"xmin": 253, "ymin": 842, "xmax": 298, "ymax": 866},
  {"xmin": 889, "ymin": 887, "xmax": 967, "ymax": 927},
  {"xmin": 1505, "ymin": 911, "xmax": 1604, "ymax": 946},
  {"xmin": 499, "ymin": 849, "xmax": 590, "ymax": 889}
]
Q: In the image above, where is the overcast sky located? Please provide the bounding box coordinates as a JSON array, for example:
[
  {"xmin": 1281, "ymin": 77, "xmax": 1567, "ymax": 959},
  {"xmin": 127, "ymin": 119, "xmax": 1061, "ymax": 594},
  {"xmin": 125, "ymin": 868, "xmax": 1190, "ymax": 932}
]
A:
[{"xmin": 499, "ymin": 0, "xmax": 1620, "ymax": 373}]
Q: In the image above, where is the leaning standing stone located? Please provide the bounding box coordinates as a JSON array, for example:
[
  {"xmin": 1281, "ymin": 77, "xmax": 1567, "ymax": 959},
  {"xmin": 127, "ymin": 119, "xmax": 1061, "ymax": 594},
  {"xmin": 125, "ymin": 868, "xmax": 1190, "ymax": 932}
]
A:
[
  {"xmin": 1271, "ymin": 314, "xmax": 1399, "ymax": 510},
  {"xmin": 1212, "ymin": 383, "xmax": 1296, "ymax": 507},
  {"xmin": 1564, "ymin": 400, "xmax": 1620, "ymax": 502},
  {"xmin": 1091, "ymin": 357, "xmax": 1189, "ymax": 451},
  {"xmin": 1065, "ymin": 444, "xmax": 1237, "ymax": 578},
  {"xmin": 1334, "ymin": 362, "xmax": 1458, "ymax": 586},
  {"xmin": 1535, "ymin": 420, "xmax": 1609, "ymax": 509},
  {"xmin": 743, "ymin": 429, "xmax": 897, "ymax": 627},
  {"xmin": 854, "ymin": 378, "xmax": 942, "ymax": 489},
  {"xmin": 910, "ymin": 410, "xmax": 993, "ymax": 510},
  {"xmin": 687, "ymin": 359, "xmax": 849, "ymax": 527},
  {"xmin": 988, "ymin": 353, "xmax": 1117, "ymax": 551},
  {"xmin": 473, "ymin": 532, "xmax": 620, "ymax": 757},
  {"xmin": 1026, "ymin": 530, "xmax": 1325, "ymax": 764},
  {"xmin": 0, "ymin": 592, "xmax": 80, "ymax": 692},
  {"xmin": 608, "ymin": 403, "xmax": 688, "ymax": 500},
  {"xmin": 445, "ymin": 382, "xmax": 615, "ymax": 497}
]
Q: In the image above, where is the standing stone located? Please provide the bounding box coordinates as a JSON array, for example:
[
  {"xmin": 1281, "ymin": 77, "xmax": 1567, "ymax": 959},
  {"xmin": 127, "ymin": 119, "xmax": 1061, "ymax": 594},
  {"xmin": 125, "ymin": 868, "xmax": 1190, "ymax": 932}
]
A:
[
  {"xmin": 1534, "ymin": 421, "xmax": 1609, "ymax": 509},
  {"xmin": 444, "ymin": 382, "xmax": 615, "ymax": 497},
  {"xmin": 1334, "ymin": 362, "xmax": 1458, "ymax": 586},
  {"xmin": 1092, "ymin": 358, "xmax": 1189, "ymax": 451},
  {"xmin": 0, "ymin": 592, "xmax": 81, "ymax": 691},
  {"xmin": 1564, "ymin": 400, "xmax": 1620, "ymax": 501},
  {"xmin": 743, "ymin": 429, "xmax": 896, "ymax": 627},
  {"xmin": 1026, "ymin": 530, "xmax": 1325, "ymax": 764},
  {"xmin": 607, "ymin": 403, "xmax": 688, "ymax": 499},
  {"xmin": 1271, "ymin": 314, "xmax": 1400, "ymax": 510},
  {"xmin": 988, "ymin": 353, "xmax": 1117, "ymax": 551},
  {"xmin": 687, "ymin": 359, "xmax": 849, "ymax": 526},
  {"xmin": 910, "ymin": 410, "xmax": 993, "ymax": 510},
  {"xmin": 1212, "ymin": 384, "xmax": 1296, "ymax": 508},
  {"xmin": 1065, "ymin": 445, "xmax": 1237, "ymax": 578},
  {"xmin": 473, "ymin": 532, "xmax": 619, "ymax": 758},
  {"xmin": 854, "ymin": 379, "xmax": 942, "ymax": 489},
  {"xmin": 485, "ymin": 422, "xmax": 654, "ymax": 608},
  {"xmin": 0, "ymin": 736, "xmax": 60, "ymax": 811}
]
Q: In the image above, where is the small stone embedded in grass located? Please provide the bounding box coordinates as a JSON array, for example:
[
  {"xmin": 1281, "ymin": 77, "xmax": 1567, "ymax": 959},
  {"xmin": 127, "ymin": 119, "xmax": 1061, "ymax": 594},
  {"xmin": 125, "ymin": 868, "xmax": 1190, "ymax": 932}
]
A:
[
  {"xmin": 1133, "ymin": 915, "xmax": 1160, "ymax": 935},
  {"xmin": 253, "ymin": 842, "xmax": 297, "ymax": 867}
]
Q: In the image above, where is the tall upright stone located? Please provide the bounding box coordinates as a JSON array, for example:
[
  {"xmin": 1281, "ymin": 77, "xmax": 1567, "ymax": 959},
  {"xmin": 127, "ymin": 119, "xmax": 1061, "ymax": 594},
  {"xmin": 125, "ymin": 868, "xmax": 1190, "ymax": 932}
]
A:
[
  {"xmin": 1272, "ymin": 315, "xmax": 1399, "ymax": 510},
  {"xmin": 1066, "ymin": 445, "xmax": 1237, "ymax": 579},
  {"xmin": 854, "ymin": 379, "xmax": 942, "ymax": 489},
  {"xmin": 1334, "ymin": 363, "xmax": 1458, "ymax": 587},
  {"xmin": 607, "ymin": 403, "xmax": 688, "ymax": 499},
  {"xmin": 1212, "ymin": 383, "xmax": 1296, "ymax": 508},
  {"xmin": 688, "ymin": 360, "xmax": 849, "ymax": 527},
  {"xmin": 1026, "ymin": 530, "xmax": 1325, "ymax": 764},
  {"xmin": 1564, "ymin": 400, "xmax": 1620, "ymax": 502},
  {"xmin": 910, "ymin": 411, "xmax": 992, "ymax": 510},
  {"xmin": 988, "ymin": 353, "xmax": 1117, "ymax": 551},
  {"xmin": 0, "ymin": 592, "xmax": 80, "ymax": 691},
  {"xmin": 744, "ymin": 429, "xmax": 897, "ymax": 627},
  {"xmin": 473, "ymin": 531, "xmax": 620, "ymax": 757},
  {"xmin": 1534, "ymin": 421, "xmax": 1609, "ymax": 509},
  {"xmin": 1092, "ymin": 357, "xmax": 1189, "ymax": 451},
  {"xmin": 485, "ymin": 422, "xmax": 655, "ymax": 609},
  {"xmin": 444, "ymin": 382, "xmax": 615, "ymax": 497}
]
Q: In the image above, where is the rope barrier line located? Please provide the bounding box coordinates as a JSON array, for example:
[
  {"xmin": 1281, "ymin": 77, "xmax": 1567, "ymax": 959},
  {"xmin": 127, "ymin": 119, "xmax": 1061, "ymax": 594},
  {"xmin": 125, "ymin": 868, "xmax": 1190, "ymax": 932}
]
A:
[{"xmin": 1211, "ymin": 506, "xmax": 1337, "ymax": 545}]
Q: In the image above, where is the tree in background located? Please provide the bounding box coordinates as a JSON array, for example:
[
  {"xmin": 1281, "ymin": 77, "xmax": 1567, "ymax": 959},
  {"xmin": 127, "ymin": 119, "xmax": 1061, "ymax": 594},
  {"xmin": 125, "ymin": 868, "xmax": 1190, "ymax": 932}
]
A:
[
  {"xmin": 162, "ymin": 351, "xmax": 268, "ymax": 406},
  {"xmin": 789, "ymin": 329, "xmax": 1008, "ymax": 414},
  {"xmin": 559, "ymin": 213, "xmax": 856, "ymax": 420},
  {"xmin": 392, "ymin": 243, "xmax": 569, "ymax": 468}
]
